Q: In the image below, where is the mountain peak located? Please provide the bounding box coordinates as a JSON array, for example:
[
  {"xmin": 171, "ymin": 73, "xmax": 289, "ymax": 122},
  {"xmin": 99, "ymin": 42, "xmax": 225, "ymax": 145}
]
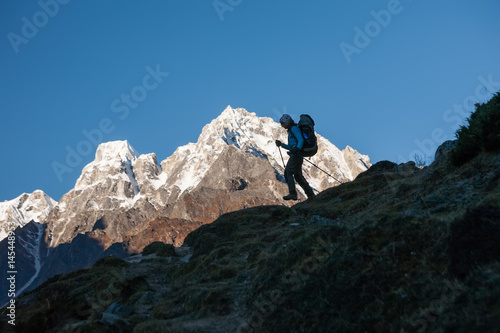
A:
[
  {"xmin": 0, "ymin": 190, "xmax": 57, "ymax": 241},
  {"xmin": 73, "ymin": 140, "xmax": 141, "ymax": 193},
  {"xmin": 95, "ymin": 140, "xmax": 139, "ymax": 163}
]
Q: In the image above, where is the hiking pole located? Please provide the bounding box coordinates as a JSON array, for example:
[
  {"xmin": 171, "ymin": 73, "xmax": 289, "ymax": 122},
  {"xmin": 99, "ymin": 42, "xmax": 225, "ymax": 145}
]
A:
[
  {"xmin": 278, "ymin": 146, "xmax": 286, "ymax": 169},
  {"xmin": 303, "ymin": 158, "xmax": 344, "ymax": 184}
]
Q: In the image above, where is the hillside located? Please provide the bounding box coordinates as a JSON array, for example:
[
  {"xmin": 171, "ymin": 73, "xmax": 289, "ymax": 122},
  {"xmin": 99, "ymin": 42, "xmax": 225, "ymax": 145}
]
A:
[{"xmin": 2, "ymin": 94, "xmax": 499, "ymax": 332}]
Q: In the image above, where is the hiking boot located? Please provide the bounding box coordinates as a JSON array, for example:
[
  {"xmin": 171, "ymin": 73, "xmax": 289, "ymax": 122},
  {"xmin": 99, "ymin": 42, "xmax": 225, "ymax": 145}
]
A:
[{"xmin": 283, "ymin": 193, "xmax": 298, "ymax": 201}]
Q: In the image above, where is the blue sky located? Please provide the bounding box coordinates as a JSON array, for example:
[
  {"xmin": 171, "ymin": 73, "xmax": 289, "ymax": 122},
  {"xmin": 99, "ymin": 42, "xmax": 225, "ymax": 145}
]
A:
[{"xmin": 1, "ymin": 0, "xmax": 499, "ymax": 201}]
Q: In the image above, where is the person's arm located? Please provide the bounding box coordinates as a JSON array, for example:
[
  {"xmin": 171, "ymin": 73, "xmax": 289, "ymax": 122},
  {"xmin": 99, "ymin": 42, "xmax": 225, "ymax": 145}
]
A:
[{"xmin": 281, "ymin": 131, "xmax": 292, "ymax": 150}]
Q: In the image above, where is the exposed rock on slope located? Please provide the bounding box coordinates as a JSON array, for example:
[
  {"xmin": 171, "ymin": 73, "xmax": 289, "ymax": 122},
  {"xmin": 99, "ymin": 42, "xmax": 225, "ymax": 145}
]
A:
[{"xmin": 166, "ymin": 145, "xmax": 290, "ymax": 223}]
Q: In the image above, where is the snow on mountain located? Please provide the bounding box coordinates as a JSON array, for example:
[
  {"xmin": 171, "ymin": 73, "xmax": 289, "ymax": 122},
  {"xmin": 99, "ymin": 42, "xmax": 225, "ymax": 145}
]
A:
[
  {"xmin": 71, "ymin": 140, "xmax": 163, "ymax": 207},
  {"xmin": 343, "ymin": 145, "xmax": 372, "ymax": 176},
  {"xmin": 75, "ymin": 140, "xmax": 140, "ymax": 191},
  {"xmin": 0, "ymin": 190, "xmax": 56, "ymax": 241},
  {"xmin": 95, "ymin": 140, "xmax": 139, "ymax": 163}
]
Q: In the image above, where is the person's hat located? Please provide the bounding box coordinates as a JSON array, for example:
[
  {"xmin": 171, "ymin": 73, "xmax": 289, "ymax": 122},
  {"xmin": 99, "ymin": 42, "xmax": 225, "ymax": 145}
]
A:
[{"xmin": 279, "ymin": 114, "xmax": 293, "ymax": 124}]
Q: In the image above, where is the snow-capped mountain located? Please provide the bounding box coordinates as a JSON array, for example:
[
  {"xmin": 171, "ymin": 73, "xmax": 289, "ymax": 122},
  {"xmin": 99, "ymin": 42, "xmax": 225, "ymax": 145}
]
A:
[
  {"xmin": 160, "ymin": 106, "xmax": 285, "ymax": 196},
  {"xmin": 74, "ymin": 140, "xmax": 164, "ymax": 208},
  {"xmin": 45, "ymin": 140, "xmax": 163, "ymax": 248},
  {"xmin": 0, "ymin": 190, "xmax": 56, "ymax": 241}
]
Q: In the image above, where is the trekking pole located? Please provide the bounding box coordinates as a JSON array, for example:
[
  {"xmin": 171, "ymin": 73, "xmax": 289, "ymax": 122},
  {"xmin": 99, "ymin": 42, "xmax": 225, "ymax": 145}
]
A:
[
  {"xmin": 303, "ymin": 158, "xmax": 344, "ymax": 184},
  {"xmin": 278, "ymin": 146, "xmax": 286, "ymax": 169}
]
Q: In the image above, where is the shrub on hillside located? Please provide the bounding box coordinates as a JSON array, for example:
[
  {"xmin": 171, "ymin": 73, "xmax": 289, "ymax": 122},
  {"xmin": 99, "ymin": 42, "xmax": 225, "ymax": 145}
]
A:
[
  {"xmin": 142, "ymin": 241, "xmax": 176, "ymax": 257},
  {"xmin": 451, "ymin": 92, "xmax": 500, "ymax": 166},
  {"xmin": 93, "ymin": 256, "xmax": 127, "ymax": 268}
]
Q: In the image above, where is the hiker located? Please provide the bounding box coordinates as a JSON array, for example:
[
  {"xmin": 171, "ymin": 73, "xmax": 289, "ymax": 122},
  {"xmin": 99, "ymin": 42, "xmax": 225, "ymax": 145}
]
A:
[{"xmin": 275, "ymin": 114, "xmax": 316, "ymax": 201}]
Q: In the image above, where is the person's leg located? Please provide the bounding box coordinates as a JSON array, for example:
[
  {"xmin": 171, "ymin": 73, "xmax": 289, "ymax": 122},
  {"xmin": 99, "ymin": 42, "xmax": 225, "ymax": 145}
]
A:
[
  {"xmin": 284, "ymin": 153, "xmax": 302, "ymax": 199},
  {"xmin": 293, "ymin": 156, "xmax": 315, "ymax": 199},
  {"xmin": 295, "ymin": 172, "xmax": 315, "ymax": 198}
]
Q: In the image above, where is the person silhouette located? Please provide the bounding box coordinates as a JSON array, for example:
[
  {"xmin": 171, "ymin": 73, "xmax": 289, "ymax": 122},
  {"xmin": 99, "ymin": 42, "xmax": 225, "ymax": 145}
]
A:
[{"xmin": 275, "ymin": 114, "xmax": 315, "ymax": 201}]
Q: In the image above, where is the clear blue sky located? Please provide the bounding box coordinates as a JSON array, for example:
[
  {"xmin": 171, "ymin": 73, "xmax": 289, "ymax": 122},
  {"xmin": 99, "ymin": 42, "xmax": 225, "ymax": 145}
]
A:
[{"xmin": 1, "ymin": 0, "xmax": 499, "ymax": 201}]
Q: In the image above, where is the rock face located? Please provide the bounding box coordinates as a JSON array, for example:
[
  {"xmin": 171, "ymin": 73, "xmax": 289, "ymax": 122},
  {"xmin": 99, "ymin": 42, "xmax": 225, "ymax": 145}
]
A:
[
  {"xmin": 166, "ymin": 145, "xmax": 290, "ymax": 223},
  {"xmin": 0, "ymin": 190, "xmax": 56, "ymax": 241},
  {"xmin": 342, "ymin": 145, "xmax": 371, "ymax": 177}
]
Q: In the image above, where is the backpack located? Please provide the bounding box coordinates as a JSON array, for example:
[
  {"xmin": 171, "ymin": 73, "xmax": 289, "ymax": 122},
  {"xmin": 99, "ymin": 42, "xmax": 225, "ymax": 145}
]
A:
[{"xmin": 298, "ymin": 114, "xmax": 318, "ymax": 157}]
